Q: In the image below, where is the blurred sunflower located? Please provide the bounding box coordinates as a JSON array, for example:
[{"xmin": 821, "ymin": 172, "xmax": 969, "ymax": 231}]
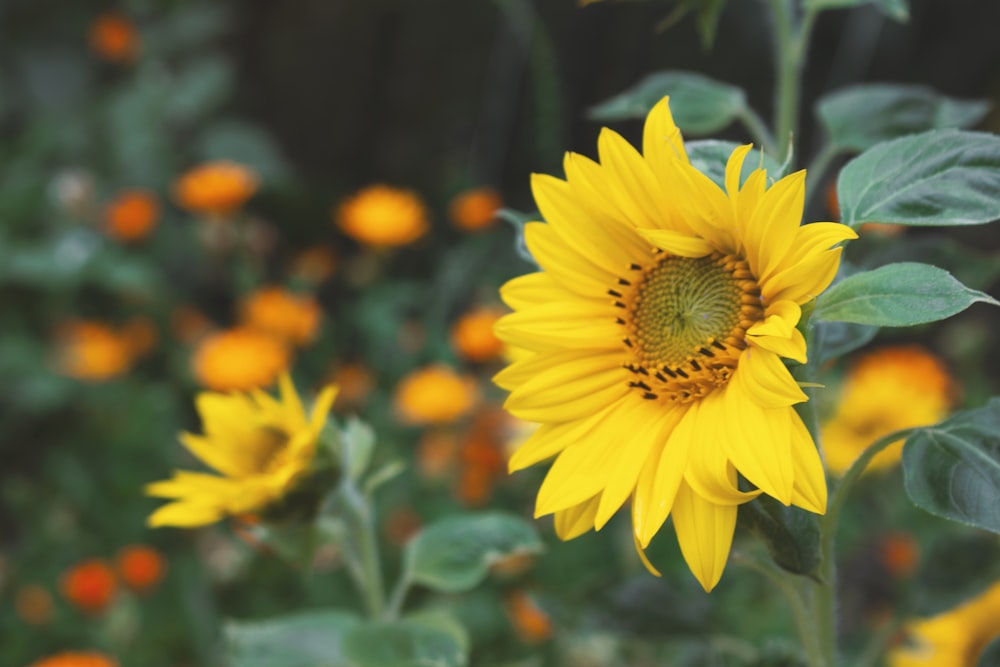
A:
[
  {"xmin": 239, "ymin": 286, "xmax": 321, "ymax": 347},
  {"xmin": 494, "ymin": 97, "xmax": 856, "ymax": 590},
  {"xmin": 192, "ymin": 327, "xmax": 290, "ymax": 392},
  {"xmin": 888, "ymin": 581, "xmax": 1000, "ymax": 666},
  {"xmin": 28, "ymin": 652, "xmax": 118, "ymax": 667},
  {"xmin": 821, "ymin": 345, "xmax": 954, "ymax": 476},
  {"xmin": 335, "ymin": 185, "xmax": 428, "ymax": 247},
  {"xmin": 146, "ymin": 375, "xmax": 337, "ymax": 527},
  {"xmin": 173, "ymin": 160, "xmax": 259, "ymax": 217}
]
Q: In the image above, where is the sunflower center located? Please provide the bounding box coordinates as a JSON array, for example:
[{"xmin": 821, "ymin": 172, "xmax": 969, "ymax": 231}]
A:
[
  {"xmin": 248, "ymin": 426, "xmax": 292, "ymax": 474},
  {"xmin": 615, "ymin": 252, "xmax": 763, "ymax": 404}
]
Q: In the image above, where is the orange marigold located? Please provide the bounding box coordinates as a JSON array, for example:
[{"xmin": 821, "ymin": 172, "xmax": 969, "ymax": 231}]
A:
[
  {"xmin": 173, "ymin": 160, "xmax": 259, "ymax": 217},
  {"xmin": 335, "ymin": 185, "xmax": 429, "ymax": 247},
  {"xmin": 88, "ymin": 13, "xmax": 138, "ymax": 63},
  {"xmin": 505, "ymin": 590, "xmax": 553, "ymax": 644},
  {"xmin": 880, "ymin": 532, "xmax": 920, "ymax": 579},
  {"xmin": 53, "ymin": 321, "xmax": 133, "ymax": 382},
  {"xmin": 448, "ymin": 187, "xmax": 502, "ymax": 231},
  {"xmin": 394, "ymin": 364, "xmax": 478, "ymax": 425},
  {"xmin": 103, "ymin": 189, "xmax": 159, "ymax": 242},
  {"xmin": 191, "ymin": 327, "xmax": 290, "ymax": 392},
  {"xmin": 450, "ymin": 306, "xmax": 506, "ymax": 362},
  {"xmin": 116, "ymin": 544, "xmax": 166, "ymax": 594},
  {"xmin": 15, "ymin": 585, "xmax": 54, "ymax": 625},
  {"xmin": 27, "ymin": 652, "xmax": 118, "ymax": 667},
  {"xmin": 60, "ymin": 559, "xmax": 116, "ymax": 615},
  {"xmin": 239, "ymin": 286, "xmax": 321, "ymax": 346}
]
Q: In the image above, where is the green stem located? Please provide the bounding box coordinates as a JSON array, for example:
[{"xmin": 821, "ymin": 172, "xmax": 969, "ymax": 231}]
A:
[
  {"xmin": 738, "ymin": 107, "xmax": 779, "ymax": 157},
  {"xmin": 384, "ymin": 570, "xmax": 412, "ymax": 621},
  {"xmin": 733, "ymin": 553, "xmax": 824, "ymax": 667},
  {"xmin": 804, "ymin": 143, "xmax": 841, "ymax": 212},
  {"xmin": 855, "ymin": 615, "xmax": 904, "ymax": 667},
  {"xmin": 767, "ymin": 0, "xmax": 820, "ymax": 162},
  {"xmin": 813, "ymin": 427, "xmax": 918, "ymax": 666},
  {"xmin": 344, "ymin": 484, "xmax": 386, "ymax": 620}
]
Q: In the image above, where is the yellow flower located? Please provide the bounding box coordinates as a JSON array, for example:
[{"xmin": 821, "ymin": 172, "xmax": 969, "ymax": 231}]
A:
[
  {"xmin": 394, "ymin": 364, "xmax": 478, "ymax": 425},
  {"xmin": 172, "ymin": 160, "xmax": 259, "ymax": 217},
  {"xmin": 821, "ymin": 345, "xmax": 954, "ymax": 476},
  {"xmin": 448, "ymin": 187, "xmax": 502, "ymax": 232},
  {"xmin": 888, "ymin": 581, "xmax": 1000, "ymax": 667},
  {"xmin": 191, "ymin": 327, "xmax": 290, "ymax": 392},
  {"xmin": 335, "ymin": 185, "xmax": 429, "ymax": 247},
  {"xmin": 239, "ymin": 286, "xmax": 321, "ymax": 347},
  {"xmin": 494, "ymin": 97, "xmax": 856, "ymax": 591},
  {"xmin": 28, "ymin": 652, "xmax": 118, "ymax": 667},
  {"xmin": 146, "ymin": 375, "xmax": 338, "ymax": 528}
]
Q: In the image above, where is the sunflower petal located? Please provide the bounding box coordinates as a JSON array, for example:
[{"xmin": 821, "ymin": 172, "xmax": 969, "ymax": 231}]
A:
[
  {"xmin": 721, "ymin": 382, "xmax": 795, "ymax": 504},
  {"xmin": 553, "ymin": 495, "xmax": 601, "ymax": 540},
  {"xmin": 790, "ymin": 410, "xmax": 828, "ymax": 513},
  {"xmin": 672, "ymin": 482, "xmax": 738, "ymax": 592},
  {"xmin": 735, "ymin": 346, "xmax": 807, "ymax": 408},
  {"xmin": 636, "ymin": 228, "xmax": 715, "ymax": 257}
]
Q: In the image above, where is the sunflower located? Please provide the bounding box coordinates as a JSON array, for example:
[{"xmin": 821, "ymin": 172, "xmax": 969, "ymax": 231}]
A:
[
  {"xmin": 146, "ymin": 375, "xmax": 337, "ymax": 528},
  {"xmin": 888, "ymin": 581, "xmax": 1000, "ymax": 666},
  {"xmin": 494, "ymin": 97, "xmax": 856, "ymax": 591}
]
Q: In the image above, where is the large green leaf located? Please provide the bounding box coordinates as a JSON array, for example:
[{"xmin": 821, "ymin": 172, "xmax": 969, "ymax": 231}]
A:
[
  {"xmin": 225, "ymin": 610, "xmax": 360, "ymax": 667},
  {"xmin": 837, "ymin": 129, "xmax": 1000, "ymax": 229},
  {"xmin": 404, "ymin": 512, "xmax": 543, "ymax": 593},
  {"xmin": 738, "ymin": 496, "xmax": 820, "ymax": 577},
  {"xmin": 813, "ymin": 262, "xmax": 998, "ymax": 327},
  {"xmin": 814, "ymin": 320, "xmax": 879, "ymax": 364},
  {"xmin": 588, "ymin": 71, "xmax": 746, "ymax": 135},
  {"xmin": 911, "ymin": 533, "xmax": 1000, "ymax": 616},
  {"xmin": 686, "ymin": 141, "xmax": 783, "ymax": 189},
  {"xmin": 342, "ymin": 620, "xmax": 466, "ymax": 667},
  {"xmin": 817, "ymin": 85, "xmax": 988, "ymax": 152},
  {"xmin": 903, "ymin": 398, "xmax": 1000, "ymax": 534}
]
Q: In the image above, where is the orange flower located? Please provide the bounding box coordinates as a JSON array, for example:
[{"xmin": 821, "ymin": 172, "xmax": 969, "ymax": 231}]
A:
[
  {"xmin": 191, "ymin": 327, "xmax": 290, "ymax": 392},
  {"xmin": 53, "ymin": 321, "xmax": 133, "ymax": 382},
  {"xmin": 335, "ymin": 185, "xmax": 429, "ymax": 247},
  {"xmin": 15, "ymin": 585, "xmax": 54, "ymax": 625},
  {"xmin": 448, "ymin": 187, "xmax": 502, "ymax": 231},
  {"xmin": 450, "ymin": 307, "xmax": 506, "ymax": 363},
  {"xmin": 329, "ymin": 362, "xmax": 376, "ymax": 411},
  {"xmin": 880, "ymin": 532, "xmax": 920, "ymax": 579},
  {"xmin": 173, "ymin": 161, "xmax": 259, "ymax": 217},
  {"xmin": 505, "ymin": 590, "xmax": 553, "ymax": 644},
  {"xmin": 103, "ymin": 190, "xmax": 159, "ymax": 242},
  {"xmin": 239, "ymin": 286, "xmax": 321, "ymax": 346},
  {"xmin": 27, "ymin": 652, "xmax": 118, "ymax": 667},
  {"xmin": 60, "ymin": 559, "xmax": 116, "ymax": 615},
  {"xmin": 393, "ymin": 364, "xmax": 478, "ymax": 425},
  {"xmin": 116, "ymin": 545, "xmax": 166, "ymax": 594},
  {"xmin": 454, "ymin": 407, "xmax": 508, "ymax": 506},
  {"xmin": 290, "ymin": 246, "xmax": 337, "ymax": 285},
  {"xmin": 88, "ymin": 13, "xmax": 138, "ymax": 63}
]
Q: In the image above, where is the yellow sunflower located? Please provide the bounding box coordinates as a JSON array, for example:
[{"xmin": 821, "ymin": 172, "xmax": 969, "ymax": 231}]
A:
[
  {"xmin": 888, "ymin": 580, "xmax": 1000, "ymax": 667},
  {"xmin": 494, "ymin": 97, "xmax": 856, "ymax": 591},
  {"xmin": 146, "ymin": 375, "xmax": 337, "ymax": 528}
]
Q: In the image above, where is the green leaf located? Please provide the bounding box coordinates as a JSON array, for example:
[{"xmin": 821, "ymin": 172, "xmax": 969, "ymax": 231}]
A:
[
  {"xmin": 225, "ymin": 610, "xmax": 360, "ymax": 667},
  {"xmin": 342, "ymin": 416, "xmax": 376, "ymax": 480},
  {"xmin": 817, "ymin": 84, "xmax": 988, "ymax": 153},
  {"xmin": 979, "ymin": 637, "xmax": 1000, "ymax": 667},
  {"xmin": 837, "ymin": 129, "xmax": 1000, "ymax": 229},
  {"xmin": 738, "ymin": 496, "xmax": 820, "ymax": 576},
  {"xmin": 405, "ymin": 610, "xmax": 471, "ymax": 655},
  {"xmin": 405, "ymin": 512, "xmax": 543, "ymax": 593},
  {"xmin": 164, "ymin": 54, "xmax": 234, "ymax": 124},
  {"xmin": 815, "ymin": 320, "xmax": 879, "ymax": 364},
  {"xmin": 903, "ymin": 398, "xmax": 1000, "ymax": 534},
  {"xmin": 912, "ymin": 532, "xmax": 1000, "ymax": 616},
  {"xmin": 496, "ymin": 208, "xmax": 538, "ymax": 267},
  {"xmin": 813, "ymin": 262, "xmax": 999, "ymax": 327},
  {"xmin": 198, "ymin": 119, "xmax": 292, "ymax": 184},
  {"xmin": 588, "ymin": 71, "xmax": 746, "ymax": 135},
  {"xmin": 803, "ymin": 0, "xmax": 909, "ymax": 21},
  {"xmin": 342, "ymin": 620, "xmax": 467, "ymax": 667},
  {"xmin": 692, "ymin": 0, "xmax": 727, "ymax": 49},
  {"xmin": 686, "ymin": 141, "xmax": 783, "ymax": 190}
]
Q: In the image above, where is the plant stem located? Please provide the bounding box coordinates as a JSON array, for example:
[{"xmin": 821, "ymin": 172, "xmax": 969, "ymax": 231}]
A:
[
  {"xmin": 813, "ymin": 427, "xmax": 918, "ymax": 666},
  {"xmin": 734, "ymin": 553, "xmax": 825, "ymax": 667},
  {"xmin": 384, "ymin": 570, "xmax": 412, "ymax": 621},
  {"xmin": 739, "ymin": 107, "xmax": 779, "ymax": 158},
  {"xmin": 804, "ymin": 143, "xmax": 840, "ymax": 211},
  {"xmin": 768, "ymin": 0, "xmax": 820, "ymax": 162},
  {"xmin": 344, "ymin": 483, "xmax": 386, "ymax": 620}
]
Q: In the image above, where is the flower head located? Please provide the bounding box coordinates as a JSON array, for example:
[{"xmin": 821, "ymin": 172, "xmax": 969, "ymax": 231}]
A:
[
  {"xmin": 239, "ymin": 286, "xmax": 321, "ymax": 347},
  {"xmin": 335, "ymin": 185, "xmax": 429, "ymax": 247},
  {"xmin": 53, "ymin": 321, "xmax": 134, "ymax": 382},
  {"xmin": 394, "ymin": 364, "xmax": 478, "ymax": 426},
  {"xmin": 450, "ymin": 307, "xmax": 507, "ymax": 362},
  {"xmin": 821, "ymin": 345, "xmax": 954, "ymax": 476},
  {"xmin": 173, "ymin": 161, "xmax": 259, "ymax": 217},
  {"xmin": 115, "ymin": 544, "xmax": 166, "ymax": 593},
  {"xmin": 88, "ymin": 13, "xmax": 138, "ymax": 63},
  {"xmin": 60, "ymin": 559, "xmax": 116, "ymax": 614},
  {"xmin": 28, "ymin": 652, "xmax": 118, "ymax": 667},
  {"xmin": 146, "ymin": 375, "xmax": 338, "ymax": 528},
  {"xmin": 449, "ymin": 187, "xmax": 502, "ymax": 231},
  {"xmin": 888, "ymin": 581, "xmax": 1000, "ymax": 666},
  {"xmin": 103, "ymin": 189, "xmax": 159, "ymax": 242},
  {"xmin": 192, "ymin": 327, "xmax": 290, "ymax": 392},
  {"xmin": 494, "ymin": 97, "xmax": 856, "ymax": 590}
]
